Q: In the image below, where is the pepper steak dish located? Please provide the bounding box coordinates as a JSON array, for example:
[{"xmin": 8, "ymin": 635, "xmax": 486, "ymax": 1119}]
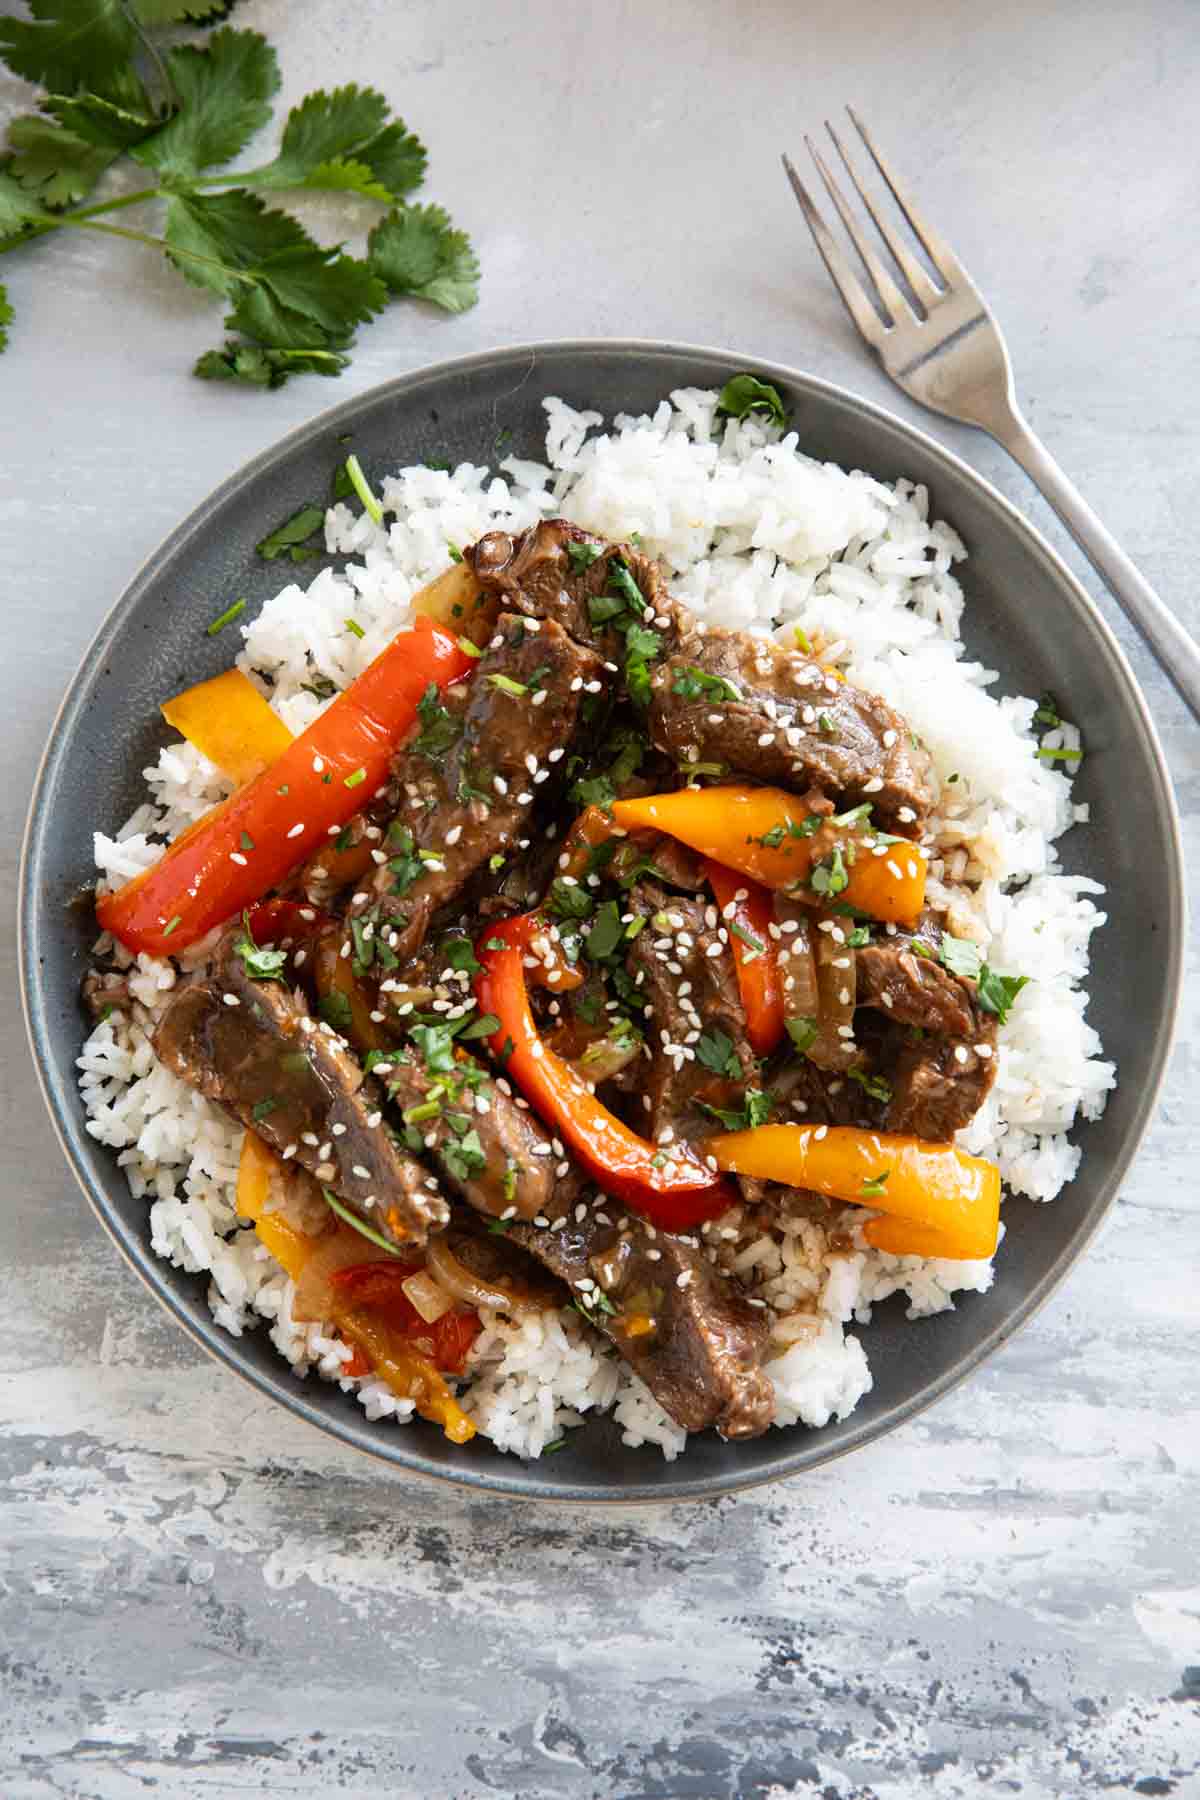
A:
[{"xmin": 86, "ymin": 519, "xmax": 1016, "ymax": 1449}]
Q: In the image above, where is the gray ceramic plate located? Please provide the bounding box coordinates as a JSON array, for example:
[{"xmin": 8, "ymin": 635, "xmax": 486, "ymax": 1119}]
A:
[{"xmin": 20, "ymin": 340, "xmax": 1185, "ymax": 1502}]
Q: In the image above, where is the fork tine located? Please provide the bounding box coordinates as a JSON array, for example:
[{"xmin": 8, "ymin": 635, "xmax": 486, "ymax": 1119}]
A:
[
  {"xmin": 824, "ymin": 118, "xmax": 941, "ymax": 310},
  {"xmin": 846, "ymin": 106, "xmax": 968, "ymax": 287},
  {"xmin": 780, "ymin": 153, "xmax": 888, "ymax": 349},
  {"xmin": 804, "ymin": 135, "xmax": 914, "ymax": 327}
]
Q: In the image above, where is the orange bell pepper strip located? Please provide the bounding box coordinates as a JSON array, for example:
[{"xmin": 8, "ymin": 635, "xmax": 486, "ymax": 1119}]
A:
[
  {"xmin": 235, "ymin": 1133, "xmax": 476, "ymax": 1442},
  {"xmin": 702, "ymin": 859, "xmax": 784, "ymax": 1055},
  {"xmin": 160, "ymin": 668, "xmax": 294, "ymax": 785},
  {"xmin": 473, "ymin": 913, "xmax": 736, "ymax": 1231},
  {"xmin": 611, "ymin": 785, "xmax": 927, "ymax": 926},
  {"xmin": 97, "ymin": 616, "xmax": 474, "ymax": 957},
  {"xmin": 709, "ymin": 1123, "xmax": 1000, "ymax": 1260}
]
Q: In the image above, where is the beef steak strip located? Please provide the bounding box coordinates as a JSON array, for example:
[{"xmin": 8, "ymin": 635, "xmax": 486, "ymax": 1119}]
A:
[
  {"xmin": 509, "ymin": 1209, "xmax": 774, "ymax": 1438},
  {"xmin": 648, "ymin": 626, "xmax": 934, "ymax": 830},
  {"xmin": 152, "ymin": 933, "xmax": 449, "ymax": 1248},
  {"xmin": 855, "ymin": 939, "xmax": 975, "ymax": 1039},
  {"xmin": 624, "ymin": 880, "xmax": 757, "ymax": 1140},
  {"xmin": 466, "ymin": 519, "xmax": 687, "ymax": 652},
  {"xmin": 374, "ymin": 1042, "xmax": 579, "ymax": 1224},
  {"xmin": 350, "ymin": 612, "xmax": 605, "ymax": 966},
  {"xmin": 883, "ymin": 1002, "xmax": 997, "ymax": 1139}
]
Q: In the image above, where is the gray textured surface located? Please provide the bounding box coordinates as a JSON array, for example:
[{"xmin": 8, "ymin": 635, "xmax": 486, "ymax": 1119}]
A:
[{"xmin": 2, "ymin": 1, "xmax": 1197, "ymax": 1794}]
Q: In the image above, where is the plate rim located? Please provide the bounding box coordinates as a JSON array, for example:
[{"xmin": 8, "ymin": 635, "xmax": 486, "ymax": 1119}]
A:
[{"xmin": 19, "ymin": 335, "xmax": 1187, "ymax": 1502}]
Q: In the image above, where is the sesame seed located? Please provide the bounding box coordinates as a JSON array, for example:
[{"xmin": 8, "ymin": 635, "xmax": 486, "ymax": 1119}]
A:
[
  {"xmin": 976, "ymin": 1043, "xmax": 994, "ymax": 1059},
  {"xmin": 569, "ymin": 676, "xmax": 583, "ymax": 692},
  {"xmin": 705, "ymin": 942, "xmax": 724, "ymax": 959},
  {"xmin": 954, "ymin": 1045, "xmax": 969, "ymax": 1064},
  {"xmin": 814, "ymin": 1124, "xmax": 828, "ymax": 1141},
  {"xmin": 287, "ymin": 823, "xmax": 304, "ymax": 839},
  {"xmin": 676, "ymin": 1270, "xmax": 693, "ymax": 1289},
  {"xmin": 222, "ymin": 993, "xmax": 240, "ymax": 1007},
  {"xmin": 281, "ymin": 1143, "xmax": 297, "ymax": 1160},
  {"xmin": 493, "ymin": 775, "xmax": 509, "ymax": 796},
  {"xmin": 315, "ymin": 1162, "xmax": 335, "ymax": 1180},
  {"xmin": 886, "ymin": 859, "xmax": 902, "ymax": 879},
  {"xmin": 863, "ymin": 776, "xmax": 884, "ymax": 793},
  {"xmin": 445, "ymin": 824, "xmax": 463, "ymax": 846},
  {"xmin": 229, "ymin": 851, "xmax": 248, "ymax": 866},
  {"xmin": 312, "ymin": 755, "xmax": 325, "ymax": 772},
  {"xmin": 647, "ymin": 1248, "xmax": 662, "ymax": 1262},
  {"xmin": 532, "ymin": 689, "xmax": 548, "ymax": 706}
]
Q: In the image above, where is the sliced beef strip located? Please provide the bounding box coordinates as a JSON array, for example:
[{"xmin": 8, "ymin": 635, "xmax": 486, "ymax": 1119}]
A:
[
  {"xmin": 372, "ymin": 1043, "xmax": 581, "ymax": 1224},
  {"xmin": 509, "ymin": 1209, "xmax": 774, "ymax": 1438},
  {"xmin": 855, "ymin": 939, "xmax": 974, "ymax": 1039},
  {"xmin": 883, "ymin": 1002, "xmax": 997, "ymax": 1138},
  {"xmin": 351, "ymin": 612, "xmax": 605, "ymax": 966},
  {"xmin": 649, "ymin": 626, "xmax": 934, "ymax": 830},
  {"xmin": 466, "ymin": 519, "xmax": 687, "ymax": 652},
  {"xmin": 152, "ymin": 934, "xmax": 449, "ymax": 1248},
  {"xmin": 624, "ymin": 881, "xmax": 757, "ymax": 1140}
]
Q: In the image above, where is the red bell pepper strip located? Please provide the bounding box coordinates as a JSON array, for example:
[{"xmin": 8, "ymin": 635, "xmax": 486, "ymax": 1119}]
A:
[
  {"xmin": 702, "ymin": 859, "xmax": 785, "ymax": 1056},
  {"xmin": 243, "ymin": 898, "xmax": 333, "ymax": 945},
  {"xmin": 328, "ymin": 1263, "xmax": 481, "ymax": 1375},
  {"xmin": 473, "ymin": 914, "xmax": 736, "ymax": 1231},
  {"xmin": 97, "ymin": 616, "xmax": 473, "ymax": 957}
]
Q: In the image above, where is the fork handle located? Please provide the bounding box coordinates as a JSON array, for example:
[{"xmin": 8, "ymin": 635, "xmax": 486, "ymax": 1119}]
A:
[{"xmin": 994, "ymin": 412, "xmax": 1200, "ymax": 721}]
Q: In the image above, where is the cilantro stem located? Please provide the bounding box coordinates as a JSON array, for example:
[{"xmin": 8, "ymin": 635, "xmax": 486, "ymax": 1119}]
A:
[
  {"xmin": 65, "ymin": 219, "xmax": 256, "ymax": 286},
  {"xmin": 0, "ymin": 186, "xmax": 167, "ymax": 257}
]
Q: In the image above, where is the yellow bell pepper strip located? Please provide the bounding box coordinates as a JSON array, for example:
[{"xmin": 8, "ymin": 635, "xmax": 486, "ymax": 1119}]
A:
[
  {"xmin": 611, "ymin": 785, "xmax": 927, "ymax": 926},
  {"xmin": 708, "ymin": 1123, "xmax": 1000, "ymax": 1260},
  {"xmin": 235, "ymin": 1133, "xmax": 476, "ymax": 1442},
  {"xmin": 98, "ymin": 616, "xmax": 475, "ymax": 958},
  {"xmin": 474, "ymin": 913, "xmax": 737, "ymax": 1231},
  {"xmin": 160, "ymin": 668, "xmax": 294, "ymax": 786}
]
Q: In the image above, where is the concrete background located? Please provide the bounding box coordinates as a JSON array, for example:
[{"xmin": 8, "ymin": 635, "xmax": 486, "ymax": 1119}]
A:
[{"xmin": 2, "ymin": 1, "xmax": 1197, "ymax": 1794}]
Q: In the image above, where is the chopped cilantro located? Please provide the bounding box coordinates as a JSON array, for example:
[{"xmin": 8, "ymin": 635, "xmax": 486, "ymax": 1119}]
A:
[
  {"xmin": 447, "ymin": 543, "xmax": 463, "ymax": 564},
  {"xmin": 456, "ymin": 634, "xmax": 482, "ymax": 658},
  {"xmin": 939, "ymin": 933, "xmax": 984, "ymax": 980},
  {"xmin": 409, "ymin": 1021, "xmax": 457, "ymax": 1074},
  {"xmin": 567, "ymin": 540, "xmax": 602, "ymax": 573},
  {"xmin": 314, "ymin": 989, "xmax": 351, "ymax": 1031},
  {"xmin": 301, "ymin": 675, "xmax": 337, "ymax": 700},
  {"xmin": 861, "ymin": 1171, "xmax": 891, "ymax": 1197},
  {"xmin": 1035, "ymin": 746, "xmax": 1083, "ymax": 764},
  {"xmin": 816, "ymin": 712, "xmax": 838, "ymax": 737},
  {"xmin": 698, "ymin": 1088, "xmax": 774, "ymax": 1131},
  {"xmin": 239, "ymin": 830, "xmax": 255, "ymax": 851},
  {"xmin": 976, "ymin": 967, "xmax": 1029, "ymax": 1024},
  {"xmin": 785, "ymin": 1016, "xmax": 819, "ymax": 1054},
  {"xmin": 251, "ymin": 1097, "xmax": 279, "ymax": 1121},
  {"xmin": 584, "ymin": 900, "xmax": 624, "ymax": 962},
  {"xmin": 846, "ymin": 925, "xmax": 871, "ymax": 948},
  {"xmin": 793, "ymin": 624, "xmax": 813, "ymax": 654},
  {"xmin": 444, "ymin": 936, "xmax": 482, "ymax": 974},
  {"xmin": 162, "ymin": 915, "xmax": 182, "ymax": 937},
  {"xmin": 716, "ymin": 373, "xmax": 788, "ymax": 427},
  {"xmin": 547, "ymin": 879, "xmax": 594, "ymax": 921},
  {"xmin": 323, "ymin": 1190, "xmax": 404, "ymax": 1257},
  {"xmin": 412, "ymin": 682, "xmax": 459, "ymax": 758},
  {"xmin": 671, "ymin": 665, "xmax": 739, "ymax": 703},
  {"xmin": 729, "ymin": 920, "xmax": 765, "ymax": 957},
  {"xmin": 441, "ymin": 1126, "xmax": 487, "ymax": 1183},
  {"xmin": 344, "ymin": 616, "xmax": 365, "ymax": 638},
  {"xmin": 343, "ymin": 767, "xmax": 366, "ymax": 788},
  {"xmin": 233, "ymin": 924, "xmax": 288, "ymax": 982},
  {"xmin": 458, "ymin": 1011, "xmax": 499, "ymax": 1041},
  {"xmin": 344, "ymin": 453, "xmax": 383, "ymax": 524},
  {"xmin": 257, "ymin": 507, "xmax": 326, "ymax": 562},
  {"xmin": 848, "ymin": 1067, "xmax": 893, "ymax": 1104},
  {"xmin": 696, "ymin": 1028, "xmax": 742, "ymax": 1079}
]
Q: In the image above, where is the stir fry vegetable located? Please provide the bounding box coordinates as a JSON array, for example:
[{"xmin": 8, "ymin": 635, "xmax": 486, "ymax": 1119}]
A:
[
  {"xmin": 474, "ymin": 913, "xmax": 735, "ymax": 1231},
  {"xmin": 702, "ymin": 860, "xmax": 784, "ymax": 1055},
  {"xmin": 709, "ymin": 1124, "xmax": 1000, "ymax": 1260},
  {"xmin": 235, "ymin": 1132, "xmax": 477, "ymax": 1441},
  {"xmin": 98, "ymin": 617, "xmax": 474, "ymax": 956},
  {"xmin": 160, "ymin": 668, "xmax": 294, "ymax": 785},
  {"xmin": 612, "ymin": 785, "xmax": 927, "ymax": 925}
]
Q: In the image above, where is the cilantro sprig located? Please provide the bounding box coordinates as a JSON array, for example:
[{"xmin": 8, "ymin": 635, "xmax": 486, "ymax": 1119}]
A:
[{"xmin": 0, "ymin": 12, "xmax": 480, "ymax": 385}]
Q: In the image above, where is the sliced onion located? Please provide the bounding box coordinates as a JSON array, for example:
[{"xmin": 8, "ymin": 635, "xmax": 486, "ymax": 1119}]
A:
[
  {"xmin": 401, "ymin": 1269, "xmax": 454, "ymax": 1324},
  {"xmin": 807, "ymin": 918, "xmax": 858, "ymax": 1072},
  {"xmin": 426, "ymin": 1234, "xmax": 545, "ymax": 1316}
]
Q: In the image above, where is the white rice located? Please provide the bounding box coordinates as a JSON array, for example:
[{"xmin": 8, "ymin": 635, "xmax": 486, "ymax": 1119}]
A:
[{"xmin": 77, "ymin": 388, "xmax": 1114, "ymax": 1459}]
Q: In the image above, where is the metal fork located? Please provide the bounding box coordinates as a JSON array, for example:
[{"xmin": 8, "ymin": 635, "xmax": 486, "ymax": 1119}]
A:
[{"xmin": 783, "ymin": 110, "xmax": 1200, "ymax": 721}]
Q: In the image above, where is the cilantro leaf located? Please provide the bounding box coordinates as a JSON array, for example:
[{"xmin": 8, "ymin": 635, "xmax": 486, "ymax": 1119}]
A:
[
  {"xmin": 443, "ymin": 936, "xmax": 482, "ymax": 975},
  {"xmin": 671, "ymin": 664, "xmax": 739, "ymax": 703},
  {"xmin": 317, "ymin": 989, "xmax": 353, "ymax": 1031},
  {"xmin": 228, "ymin": 245, "xmax": 385, "ymax": 341},
  {"xmin": 716, "ymin": 373, "xmax": 788, "ymax": 427},
  {"xmin": 696, "ymin": 1029, "xmax": 742, "ymax": 1079},
  {"xmin": 976, "ymin": 967, "xmax": 1029, "ymax": 1025},
  {"xmin": 7, "ymin": 115, "xmax": 116, "ymax": 208},
  {"xmin": 42, "ymin": 91, "xmax": 160, "ymax": 153},
  {"xmin": 195, "ymin": 341, "xmax": 349, "ymax": 387},
  {"xmin": 163, "ymin": 188, "xmax": 310, "ymax": 298},
  {"xmin": 132, "ymin": 1, "xmax": 244, "ymax": 21},
  {"xmin": 861, "ymin": 1171, "xmax": 891, "ymax": 1197},
  {"xmin": 441, "ymin": 1126, "xmax": 487, "ymax": 1183},
  {"xmin": 133, "ymin": 29, "xmax": 280, "ymax": 178},
  {"xmin": 367, "ymin": 203, "xmax": 480, "ymax": 313},
  {"xmin": 243, "ymin": 85, "xmax": 426, "ymax": 202},
  {"xmin": 412, "ymin": 683, "xmax": 459, "ymax": 758},
  {"xmin": 585, "ymin": 900, "xmax": 624, "ymax": 962},
  {"xmin": 0, "ymin": 2, "xmax": 145, "ymax": 110},
  {"xmin": 0, "ymin": 282, "xmax": 11, "ymax": 352},
  {"xmin": 939, "ymin": 933, "xmax": 983, "ymax": 981},
  {"xmin": 698, "ymin": 1088, "xmax": 774, "ymax": 1132},
  {"xmin": 785, "ymin": 1016, "xmax": 818, "ymax": 1055},
  {"xmin": 0, "ymin": 165, "xmax": 50, "ymax": 238},
  {"xmin": 810, "ymin": 846, "xmax": 849, "ymax": 898},
  {"xmin": 409, "ymin": 1022, "xmax": 457, "ymax": 1075},
  {"xmin": 567, "ymin": 540, "xmax": 602, "ymax": 573},
  {"xmin": 233, "ymin": 932, "xmax": 287, "ymax": 981},
  {"xmin": 255, "ymin": 503, "xmax": 326, "ymax": 561},
  {"xmin": 847, "ymin": 1066, "xmax": 893, "ymax": 1105}
]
